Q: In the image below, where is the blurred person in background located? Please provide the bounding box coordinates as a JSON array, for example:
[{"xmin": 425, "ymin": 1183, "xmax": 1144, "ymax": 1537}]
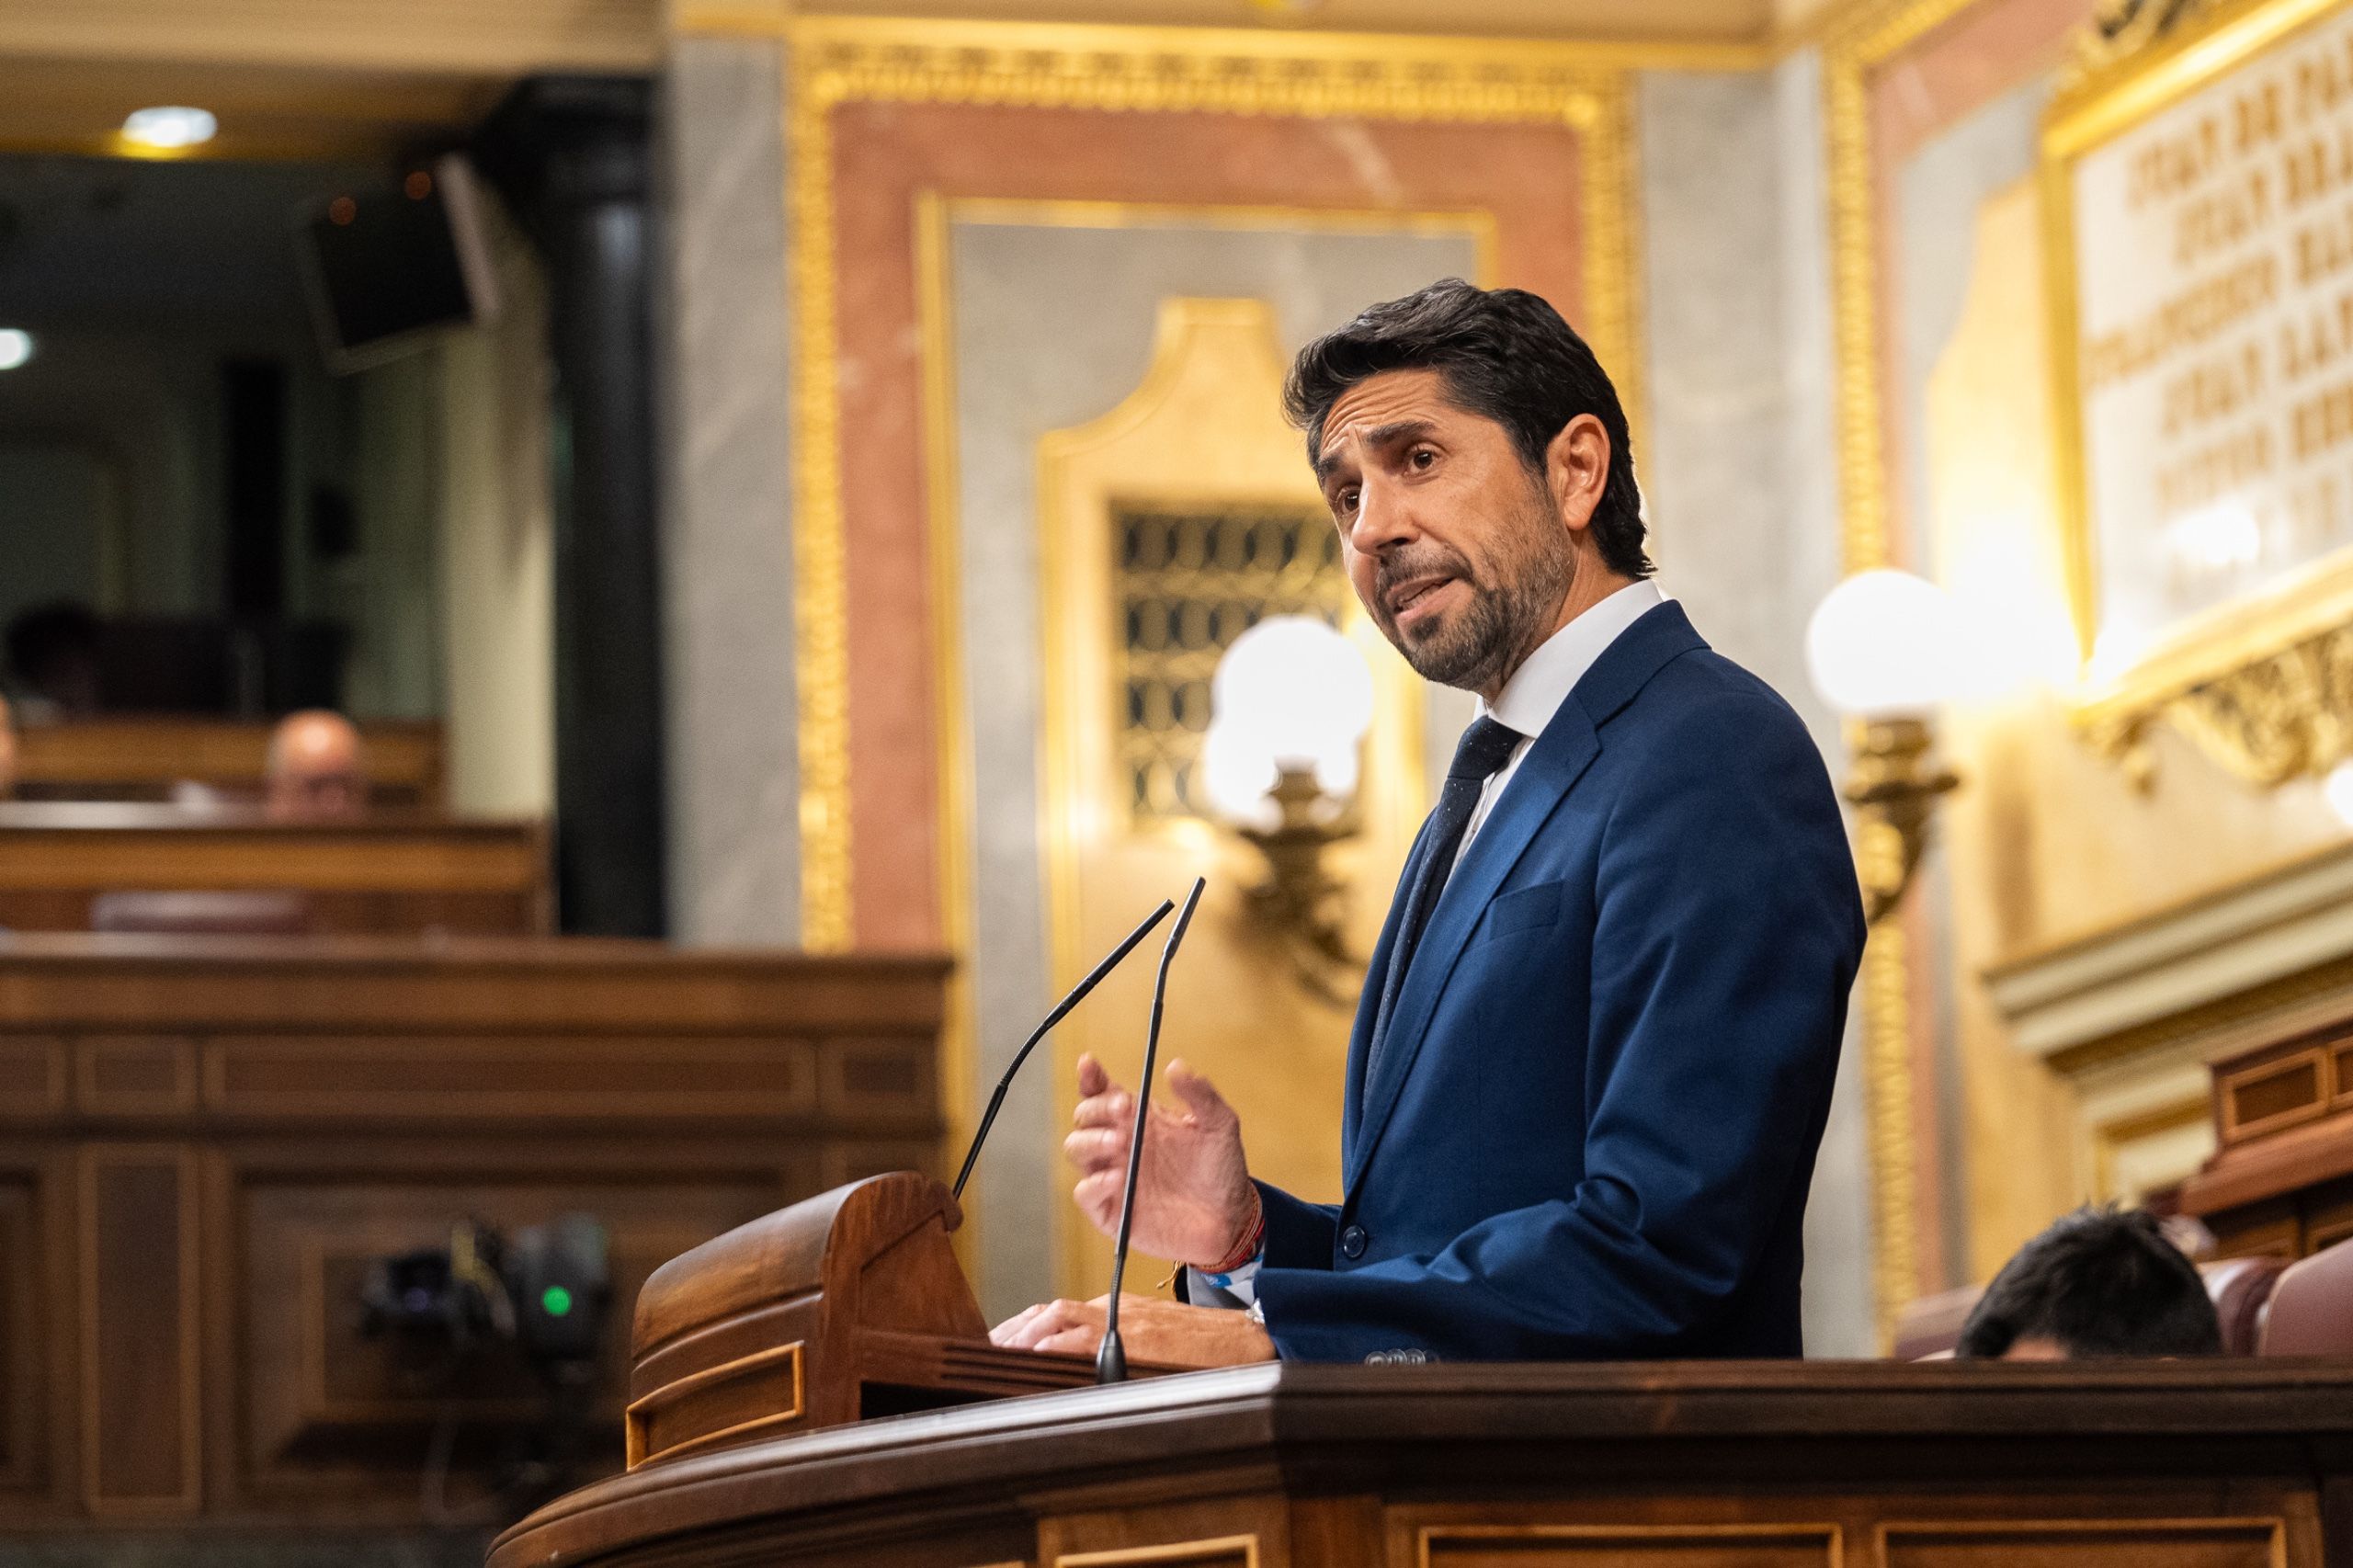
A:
[
  {"xmin": 1956, "ymin": 1207, "xmax": 2222, "ymax": 1360},
  {"xmin": 0, "ymin": 692, "xmax": 16, "ymax": 797},
  {"xmin": 266, "ymin": 710, "xmax": 368, "ymax": 823}
]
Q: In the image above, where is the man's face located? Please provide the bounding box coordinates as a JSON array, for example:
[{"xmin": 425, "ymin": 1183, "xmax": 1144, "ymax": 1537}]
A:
[
  {"xmin": 1999, "ymin": 1335, "xmax": 2070, "ymax": 1361},
  {"xmin": 266, "ymin": 715, "xmax": 367, "ymax": 823},
  {"xmin": 1314, "ymin": 368, "xmax": 1577, "ymax": 695}
]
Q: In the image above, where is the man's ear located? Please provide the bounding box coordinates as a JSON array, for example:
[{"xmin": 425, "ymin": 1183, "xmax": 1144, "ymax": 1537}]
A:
[{"xmin": 1545, "ymin": 414, "xmax": 1611, "ymax": 534}]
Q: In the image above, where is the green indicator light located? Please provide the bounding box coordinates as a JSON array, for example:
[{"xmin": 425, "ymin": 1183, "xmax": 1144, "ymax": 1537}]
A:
[{"xmin": 541, "ymin": 1285, "xmax": 574, "ymax": 1318}]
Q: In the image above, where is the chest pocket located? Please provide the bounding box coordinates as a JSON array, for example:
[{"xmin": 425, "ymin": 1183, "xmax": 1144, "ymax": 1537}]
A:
[{"xmin": 1482, "ymin": 879, "xmax": 1563, "ymax": 940}]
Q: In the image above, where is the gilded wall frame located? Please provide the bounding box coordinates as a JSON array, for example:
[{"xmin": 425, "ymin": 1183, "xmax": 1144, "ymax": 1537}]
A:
[
  {"xmin": 782, "ymin": 13, "xmax": 1648, "ymax": 951},
  {"xmin": 1823, "ymin": 0, "xmax": 1992, "ymax": 1346},
  {"xmin": 2042, "ymin": 0, "xmax": 2353, "ymax": 787}
]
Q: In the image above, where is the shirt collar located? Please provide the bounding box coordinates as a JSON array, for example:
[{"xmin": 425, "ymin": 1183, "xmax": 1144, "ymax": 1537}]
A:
[{"xmin": 1484, "ymin": 579, "xmax": 1665, "ymax": 740}]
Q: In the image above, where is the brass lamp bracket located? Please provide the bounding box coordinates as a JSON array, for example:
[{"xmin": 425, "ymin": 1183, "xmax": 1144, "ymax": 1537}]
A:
[
  {"xmin": 1844, "ymin": 717, "xmax": 1960, "ymax": 927},
  {"xmin": 1233, "ymin": 765, "xmax": 1362, "ymax": 1006}
]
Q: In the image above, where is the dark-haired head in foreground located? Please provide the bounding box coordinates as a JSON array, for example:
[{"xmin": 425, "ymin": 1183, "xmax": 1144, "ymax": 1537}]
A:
[
  {"xmin": 1956, "ymin": 1207, "xmax": 2222, "ymax": 1360},
  {"xmin": 1286, "ymin": 278, "xmax": 1649, "ymax": 701}
]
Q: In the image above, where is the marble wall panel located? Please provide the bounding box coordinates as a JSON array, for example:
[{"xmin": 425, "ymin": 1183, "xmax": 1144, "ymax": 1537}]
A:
[
  {"xmin": 824, "ymin": 98, "xmax": 1591, "ymax": 949},
  {"xmin": 659, "ymin": 35, "xmax": 801, "ymax": 947}
]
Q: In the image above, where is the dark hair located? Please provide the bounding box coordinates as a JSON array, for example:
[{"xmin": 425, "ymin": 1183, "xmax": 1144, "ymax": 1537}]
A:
[
  {"xmin": 1956, "ymin": 1207, "xmax": 2222, "ymax": 1359},
  {"xmin": 1283, "ymin": 278, "xmax": 1650, "ymax": 579}
]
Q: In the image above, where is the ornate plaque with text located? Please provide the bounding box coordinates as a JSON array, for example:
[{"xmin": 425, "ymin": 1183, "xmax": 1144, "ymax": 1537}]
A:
[{"xmin": 2048, "ymin": 0, "xmax": 2353, "ymax": 780}]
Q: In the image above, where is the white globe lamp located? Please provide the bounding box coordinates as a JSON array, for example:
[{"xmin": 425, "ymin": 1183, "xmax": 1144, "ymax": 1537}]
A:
[
  {"xmin": 1805, "ymin": 569, "xmax": 1963, "ymax": 926},
  {"xmin": 1804, "ymin": 568, "xmax": 1964, "ymax": 719},
  {"xmin": 1204, "ymin": 614, "xmax": 1375, "ymax": 1000}
]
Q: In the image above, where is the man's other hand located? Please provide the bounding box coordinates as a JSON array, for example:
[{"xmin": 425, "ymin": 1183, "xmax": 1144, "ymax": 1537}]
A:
[
  {"xmin": 1065, "ymin": 1052, "xmax": 1256, "ymax": 1267},
  {"xmin": 989, "ymin": 1294, "xmax": 1276, "ymax": 1369}
]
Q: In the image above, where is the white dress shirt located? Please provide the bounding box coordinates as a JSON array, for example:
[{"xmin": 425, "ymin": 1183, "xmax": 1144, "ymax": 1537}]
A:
[
  {"xmin": 1190, "ymin": 578, "xmax": 1665, "ymax": 1316},
  {"xmin": 1449, "ymin": 578, "xmax": 1665, "ymax": 882}
]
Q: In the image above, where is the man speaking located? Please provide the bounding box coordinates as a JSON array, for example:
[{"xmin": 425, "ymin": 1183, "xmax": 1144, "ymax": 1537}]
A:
[{"xmin": 992, "ymin": 279, "xmax": 1866, "ymax": 1366}]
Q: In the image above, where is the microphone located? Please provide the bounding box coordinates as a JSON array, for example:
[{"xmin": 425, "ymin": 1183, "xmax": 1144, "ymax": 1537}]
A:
[
  {"xmin": 950, "ymin": 895, "xmax": 1176, "ymax": 1200},
  {"xmin": 1097, "ymin": 875, "xmax": 1207, "ymax": 1385}
]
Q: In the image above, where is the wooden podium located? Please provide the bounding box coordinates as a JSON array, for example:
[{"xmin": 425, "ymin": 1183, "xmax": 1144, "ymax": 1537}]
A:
[
  {"xmin": 497, "ymin": 1170, "xmax": 2353, "ymax": 1568},
  {"xmin": 622, "ymin": 1171, "xmax": 1154, "ymax": 1469},
  {"xmin": 496, "ymin": 1356, "xmax": 2353, "ymax": 1568}
]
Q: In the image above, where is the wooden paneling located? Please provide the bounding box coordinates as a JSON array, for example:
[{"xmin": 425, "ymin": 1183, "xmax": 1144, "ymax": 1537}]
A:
[
  {"xmin": 820, "ymin": 1037, "xmax": 938, "ymax": 1120},
  {"xmin": 2183, "ymin": 1018, "xmax": 2353, "ymax": 1258},
  {"xmin": 78, "ymin": 1144, "xmax": 199, "ymax": 1516},
  {"xmin": 1881, "ymin": 1522, "xmax": 2282, "ymax": 1568},
  {"xmin": 0, "ymin": 805, "xmax": 549, "ymax": 937},
  {"xmin": 0, "ymin": 934, "xmax": 945, "ymax": 1037},
  {"xmin": 203, "ymin": 1036, "xmax": 819, "ymax": 1122},
  {"xmin": 0, "ymin": 1036, "xmax": 67, "ymax": 1118},
  {"xmin": 1421, "ymin": 1526, "xmax": 1838, "ymax": 1568},
  {"xmin": 2305, "ymin": 1177, "xmax": 2353, "ymax": 1252},
  {"xmin": 1039, "ymin": 1494, "xmax": 1287, "ymax": 1568},
  {"xmin": 238, "ymin": 1170, "xmax": 783, "ymax": 1480},
  {"xmin": 77, "ymin": 1037, "xmax": 198, "ymax": 1117},
  {"xmin": 823, "ymin": 1141, "xmax": 945, "ymax": 1189},
  {"xmin": 0, "ymin": 935, "xmax": 948, "ymax": 1533},
  {"xmin": 2220, "ymin": 1050, "xmax": 2329, "ymax": 1144},
  {"xmin": 487, "ymin": 1361, "xmax": 2353, "ymax": 1568},
  {"xmin": 0, "ymin": 1168, "xmax": 47, "ymax": 1498},
  {"xmin": 12, "ymin": 721, "xmax": 444, "ymax": 810},
  {"xmin": 1055, "ymin": 1540, "xmax": 1256, "ymax": 1568}
]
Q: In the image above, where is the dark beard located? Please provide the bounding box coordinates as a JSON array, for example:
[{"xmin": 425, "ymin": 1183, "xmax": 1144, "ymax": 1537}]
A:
[{"xmin": 1375, "ymin": 504, "xmax": 1577, "ymax": 694}]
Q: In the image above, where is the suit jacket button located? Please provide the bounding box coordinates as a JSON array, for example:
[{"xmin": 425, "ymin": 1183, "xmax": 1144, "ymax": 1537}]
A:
[{"xmin": 1340, "ymin": 1224, "xmax": 1368, "ymax": 1259}]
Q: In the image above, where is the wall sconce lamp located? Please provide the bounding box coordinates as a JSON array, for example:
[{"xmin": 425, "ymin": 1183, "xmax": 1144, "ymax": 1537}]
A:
[
  {"xmin": 1805, "ymin": 570, "xmax": 1965, "ymax": 926},
  {"xmin": 1203, "ymin": 616, "xmax": 1374, "ymax": 1003}
]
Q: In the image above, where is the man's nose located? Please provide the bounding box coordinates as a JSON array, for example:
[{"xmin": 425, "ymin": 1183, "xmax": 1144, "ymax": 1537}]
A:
[{"xmin": 1347, "ymin": 477, "xmax": 1418, "ymax": 555}]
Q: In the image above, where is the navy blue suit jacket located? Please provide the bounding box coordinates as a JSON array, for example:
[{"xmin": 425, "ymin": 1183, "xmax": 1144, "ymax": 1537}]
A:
[{"xmin": 1250, "ymin": 600, "xmax": 1865, "ymax": 1362}]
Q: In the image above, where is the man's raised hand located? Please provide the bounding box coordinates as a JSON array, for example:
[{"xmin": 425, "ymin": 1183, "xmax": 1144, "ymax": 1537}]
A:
[{"xmin": 1064, "ymin": 1051, "xmax": 1256, "ymax": 1267}]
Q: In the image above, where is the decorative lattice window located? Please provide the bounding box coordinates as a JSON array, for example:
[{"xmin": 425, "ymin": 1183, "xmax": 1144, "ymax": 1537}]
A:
[{"xmin": 1114, "ymin": 502, "xmax": 1348, "ymax": 822}]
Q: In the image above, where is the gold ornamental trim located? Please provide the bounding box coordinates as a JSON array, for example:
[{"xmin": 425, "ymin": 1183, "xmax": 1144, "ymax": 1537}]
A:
[
  {"xmin": 785, "ymin": 13, "xmax": 1647, "ymax": 949},
  {"xmin": 1821, "ymin": 0, "xmax": 1986, "ymax": 1347},
  {"xmin": 2080, "ymin": 620, "xmax": 2353, "ymax": 788}
]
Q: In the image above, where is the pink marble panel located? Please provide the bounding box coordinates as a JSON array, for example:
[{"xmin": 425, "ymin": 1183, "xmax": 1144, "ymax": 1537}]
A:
[{"xmin": 826, "ymin": 98, "xmax": 1589, "ymax": 948}]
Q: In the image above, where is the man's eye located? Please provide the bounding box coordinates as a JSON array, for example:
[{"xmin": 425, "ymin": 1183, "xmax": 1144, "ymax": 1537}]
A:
[
  {"xmin": 1409, "ymin": 448, "xmax": 1437, "ymax": 470},
  {"xmin": 1336, "ymin": 488, "xmax": 1360, "ymax": 512}
]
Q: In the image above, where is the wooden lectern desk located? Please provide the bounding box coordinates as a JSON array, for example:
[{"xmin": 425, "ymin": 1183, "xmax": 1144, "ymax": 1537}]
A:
[
  {"xmin": 623, "ymin": 1172, "xmax": 1162, "ymax": 1468},
  {"xmin": 495, "ymin": 1172, "xmax": 2353, "ymax": 1568}
]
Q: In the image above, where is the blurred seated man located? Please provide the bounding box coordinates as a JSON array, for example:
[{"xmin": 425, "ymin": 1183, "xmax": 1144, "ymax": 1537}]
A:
[
  {"xmin": 266, "ymin": 710, "xmax": 368, "ymax": 822},
  {"xmin": 0, "ymin": 691, "xmax": 15, "ymax": 798},
  {"xmin": 1956, "ymin": 1207, "xmax": 2222, "ymax": 1360}
]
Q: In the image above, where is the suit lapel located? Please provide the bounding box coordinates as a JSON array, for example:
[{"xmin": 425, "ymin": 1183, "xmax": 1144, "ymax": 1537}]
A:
[
  {"xmin": 1339, "ymin": 823, "xmax": 1419, "ymax": 1164},
  {"xmin": 1342, "ymin": 600, "xmax": 1708, "ymax": 1196},
  {"xmin": 1344, "ymin": 703, "xmax": 1597, "ymax": 1193}
]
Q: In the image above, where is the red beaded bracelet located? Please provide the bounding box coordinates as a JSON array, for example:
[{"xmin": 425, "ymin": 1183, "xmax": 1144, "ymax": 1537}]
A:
[{"xmin": 1203, "ymin": 1187, "xmax": 1266, "ymax": 1276}]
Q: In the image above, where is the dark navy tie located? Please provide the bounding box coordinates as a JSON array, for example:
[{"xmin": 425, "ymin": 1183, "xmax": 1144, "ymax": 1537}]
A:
[{"xmin": 1361, "ymin": 715, "xmax": 1523, "ymax": 1099}]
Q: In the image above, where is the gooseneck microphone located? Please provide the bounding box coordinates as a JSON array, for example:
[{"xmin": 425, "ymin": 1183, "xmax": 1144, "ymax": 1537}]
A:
[
  {"xmin": 950, "ymin": 896, "xmax": 1176, "ymax": 1200},
  {"xmin": 1096, "ymin": 875, "xmax": 1207, "ymax": 1385}
]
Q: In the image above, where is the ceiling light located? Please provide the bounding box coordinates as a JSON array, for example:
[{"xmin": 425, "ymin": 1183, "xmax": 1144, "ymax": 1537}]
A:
[
  {"xmin": 120, "ymin": 107, "xmax": 218, "ymax": 151},
  {"xmin": 0, "ymin": 330, "xmax": 31, "ymax": 371}
]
